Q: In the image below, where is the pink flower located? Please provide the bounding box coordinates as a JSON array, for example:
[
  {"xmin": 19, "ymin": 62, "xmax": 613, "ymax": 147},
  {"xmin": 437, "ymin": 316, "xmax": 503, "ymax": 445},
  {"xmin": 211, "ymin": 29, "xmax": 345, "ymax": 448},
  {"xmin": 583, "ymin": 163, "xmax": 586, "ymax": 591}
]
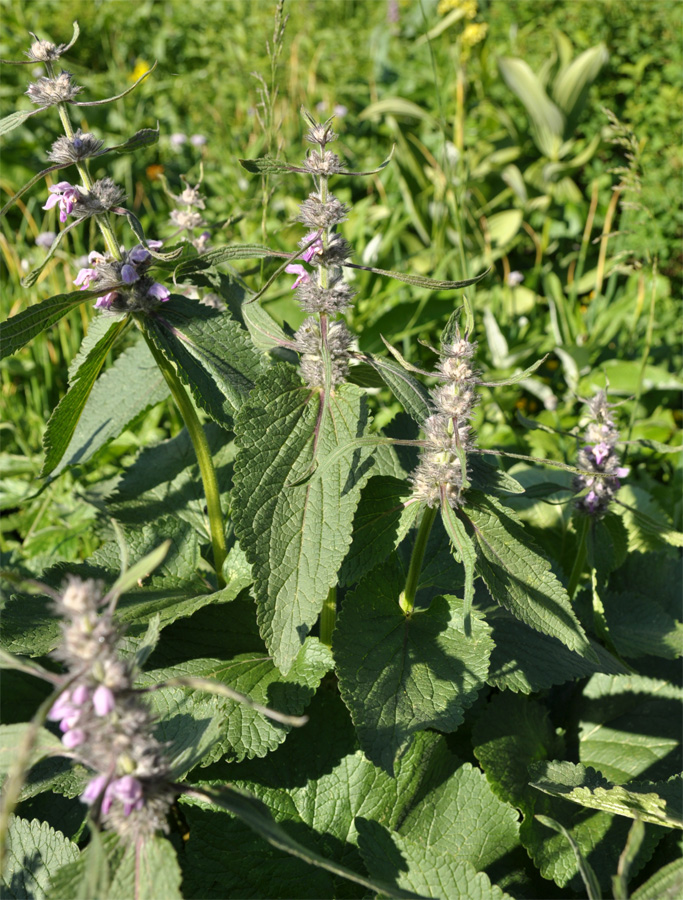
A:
[
  {"xmin": 93, "ymin": 684, "xmax": 115, "ymax": 716},
  {"xmin": 285, "ymin": 264, "xmax": 310, "ymax": 289},
  {"xmin": 43, "ymin": 181, "xmax": 80, "ymax": 223},
  {"xmin": 94, "ymin": 292, "xmax": 118, "ymax": 310},
  {"xmin": 62, "ymin": 727, "xmax": 85, "ymax": 749},
  {"xmin": 112, "ymin": 775, "xmax": 144, "ymax": 815},
  {"xmin": 74, "ymin": 267, "xmax": 99, "ymax": 289},
  {"xmin": 147, "ymin": 282, "xmax": 170, "ymax": 302},
  {"xmin": 592, "ymin": 442, "xmax": 611, "ymax": 466},
  {"xmin": 302, "ymin": 232, "xmax": 324, "ymax": 263},
  {"xmin": 82, "ymin": 775, "xmax": 108, "ymax": 806}
]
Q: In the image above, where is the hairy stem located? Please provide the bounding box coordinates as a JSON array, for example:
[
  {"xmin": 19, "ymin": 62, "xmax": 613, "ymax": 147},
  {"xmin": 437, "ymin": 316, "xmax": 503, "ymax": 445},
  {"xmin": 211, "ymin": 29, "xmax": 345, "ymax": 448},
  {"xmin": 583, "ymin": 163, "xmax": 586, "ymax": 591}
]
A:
[
  {"xmin": 142, "ymin": 329, "xmax": 227, "ymax": 588},
  {"xmin": 399, "ymin": 504, "xmax": 438, "ymax": 614}
]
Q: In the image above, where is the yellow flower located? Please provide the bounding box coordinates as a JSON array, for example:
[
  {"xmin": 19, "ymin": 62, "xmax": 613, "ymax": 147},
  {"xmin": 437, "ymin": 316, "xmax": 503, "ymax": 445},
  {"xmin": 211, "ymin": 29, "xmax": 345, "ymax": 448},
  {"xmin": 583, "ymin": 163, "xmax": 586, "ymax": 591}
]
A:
[
  {"xmin": 437, "ymin": 0, "xmax": 477, "ymax": 18},
  {"xmin": 129, "ymin": 59, "xmax": 151, "ymax": 83},
  {"xmin": 461, "ymin": 21, "xmax": 488, "ymax": 47}
]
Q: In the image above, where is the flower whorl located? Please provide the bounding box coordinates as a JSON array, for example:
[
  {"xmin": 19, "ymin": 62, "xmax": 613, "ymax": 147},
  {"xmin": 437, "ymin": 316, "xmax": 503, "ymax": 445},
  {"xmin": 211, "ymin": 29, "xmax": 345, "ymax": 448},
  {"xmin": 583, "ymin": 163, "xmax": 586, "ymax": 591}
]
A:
[
  {"xmin": 411, "ymin": 330, "xmax": 479, "ymax": 508},
  {"xmin": 573, "ymin": 390, "xmax": 629, "ymax": 517}
]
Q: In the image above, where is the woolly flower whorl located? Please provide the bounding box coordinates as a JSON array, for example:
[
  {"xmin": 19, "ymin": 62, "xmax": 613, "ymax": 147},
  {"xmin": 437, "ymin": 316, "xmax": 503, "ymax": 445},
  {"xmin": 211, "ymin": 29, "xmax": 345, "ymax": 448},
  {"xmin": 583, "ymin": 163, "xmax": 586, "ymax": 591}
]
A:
[{"xmin": 573, "ymin": 390, "xmax": 628, "ymax": 517}]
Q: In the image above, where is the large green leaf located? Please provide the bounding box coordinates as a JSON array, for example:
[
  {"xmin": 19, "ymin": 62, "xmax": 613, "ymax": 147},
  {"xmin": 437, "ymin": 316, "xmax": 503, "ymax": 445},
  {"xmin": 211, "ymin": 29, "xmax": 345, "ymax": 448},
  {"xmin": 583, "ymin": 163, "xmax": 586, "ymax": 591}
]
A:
[
  {"xmin": 51, "ymin": 337, "xmax": 170, "ymax": 478},
  {"xmin": 144, "ymin": 295, "xmax": 262, "ymax": 426},
  {"xmin": 552, "ymin": 43, "xmax": 609, "ymax": 132},
  {"xmin": 462, "ymin": 493, "xmax": 593, "ymax": 657},
  {"xmin": 579, "ymin": 674, "xmax": 683, "ymax": 783},
  {"xmin": 632, "ymin": 857, "xmax": 683, "ymax": 900},
  {"xmin": 41, "ymin": 318, "xmax": 128, "ymax": 476},
  {"xmin": 361, "ymin": 354, "xmax": 432, "ymax": 424},
  {"xmin": 529, "ymin": 761, "xmax": 683, "ymax": 829},
  {"xmin": 232, "ymin": 364, "xmax": 375, "ymax": 673},
  {"xmin": 602, "ymin": 590, "xmax": 683, "ymax": 660},
  {"xmin": 472, "ymin": 693, "xmax": 660, "ymax": 891},
  {"xmin": 335, "ymin": 555, "xmax": 492, "ymax": 773},
  {"xmin": 0, "ymin": 289, "xmax": 105, "ymax": 360},
  {"xmin": 1, "ymin": 816, "xmax": 79, "ymax": 900},
  {"xmin": 339, "ymin": 476, "xmax": 418, "ymax": 586}
]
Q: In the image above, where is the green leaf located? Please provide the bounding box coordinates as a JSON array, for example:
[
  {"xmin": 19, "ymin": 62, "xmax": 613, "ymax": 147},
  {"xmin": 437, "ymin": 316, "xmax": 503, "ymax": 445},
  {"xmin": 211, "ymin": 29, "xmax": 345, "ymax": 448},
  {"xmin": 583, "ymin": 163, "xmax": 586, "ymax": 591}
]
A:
[
  {"xmin": 0, "ymin": 290, "xmax": 104, "ymax": 360},
  {"xmin": 232, "ymin": 365, "xmax": 375, "ymax": 673},
  {"xmin": 50, "ymin": 338, "xmax": 170, "ymax": 478},
  {"xmin": 47, "ymin": 832, "xmax": 182, "ymax": 900},
  {"xmin": 143, "ymin": 638, "xmax": 333, "ymax": 766},
  {"xmin": 472, "ymin": 693, "xmax": 660, "ymax": 891},
  {"xmin": 357, "ymin": 820, "xmax": 515, "ymax": 900},
  {"xmin": 145, "ymin": 296, "xmax": 262, "ymax": 426},
  {"xmin": 241, "ymin": 299, "xmax": 294, "ymax": 351},
  {"xmin": 441, "ymin": 504, "xmax": 477, "ymax": 633},
  {"xmin": 534, "ymin": 814, "xmax": 603, "ymax": 900},
  {"xmin": 1, "ymin": 816, "xmax": 79, "ymax": 900},
  {"xmin": 108, "ymin": 125, "xmax": 160, "ymax": 153},
  {"xmin": 346, "ymin": 262, "xmax": 487, "ymax": 292},
  {"xmin": 579, "ymin": 674, "xmax": 683, "ymax": 783},
  {"xmin": 632, "ymin": 857, "xmax": 683, "ymax": 900},
  {"xmin": 468, "ymin": 457, "xmax": 525, "ymax": 496},
  {"xmin": 339, "ymin": 476, "xmax": 418, "ymax": 587},
  {"xmin": 239, "ymin": 155, "xmax": 305, "ymax": 174},
  {"xmin": 182, "ymin": 786, "xmax": 420, "ymax": 899},
  {"xmin": 552, "ymin": 43, "xmax": 609, "ymax": 131},
  {"xmin": 0, "ymin": 725, "xmax": 64, "ymax": 784},
  {"xmin": 0, "ymin": 107, "xmax": 44, "ymax": 137},
  {"xmin": 335, "ymin": 555, "xmax": 492, "ymax": 773},
  {"xmin": 602, "ymin": 590, "xmax": 683, "ymax": 660},
  {"xmin": 462, "ymin": 493, "xmax": 593, "ymax": 657},
  {"xmin": 616, "ymin": 486, "xmax": 683, "ymax": 550},
  {"xmin": 498, "ymin": 57, "xmax": 565, "ymax": 156},
  {"xmin": 360, "ymin": 354, "xmax": 432, "ymax": 424},
  {"xmin": 530, "ymin": 761, "xmax": 683, "ymax": 829},
  {"xmin": 174, "ymin": 244, "xmax": 275, "ymax": 280},
  {"xmin": 485, "ymin": 604, "xmax": 628, "ymax": 694},
  {"xmin": 41, "ymin": 318, "xmax": 128, "ymax": 476}
]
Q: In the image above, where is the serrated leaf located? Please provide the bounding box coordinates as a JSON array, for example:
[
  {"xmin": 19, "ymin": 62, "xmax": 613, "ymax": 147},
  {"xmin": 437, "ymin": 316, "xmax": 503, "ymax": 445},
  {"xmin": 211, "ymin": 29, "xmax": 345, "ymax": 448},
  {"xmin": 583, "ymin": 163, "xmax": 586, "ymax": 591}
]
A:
[
  {"xmin": 530, "ymin": 762, "xmax": 683, "ymax": 829},
  {"xmin": 616, "ymin": 485, "xmax": 683, "ymax": 550},
  {"xmin": 357, "ymin": 820, "xmax": 514, "ymax": 900},
  {"xmin": 1, "ymin": 816, "xmax": 79, "ymax": 900},
  {"xmin": 335, "ymin": 555, "xmax": 492, "ymax": 773},
  {"xmin": 472, "ymin": 693, "xmax": 660, "ymax": 891},
  {"xmin": 463, "ymin": 493, "xmax": 593, "ymax": 657},
  {"xmin": 241, "ymin": 299, "xmax": 294, "ymax": 350},
  {"xmin": 579, "ymin": 674, "xmax": 683, "ymax": 783},
  {"xmin": 144, "ymin": 297, "xmax": 262, "ymax": 426},
  {"xmin": 533, "ymin": 814, "xmax": 603, "ymax": 900},
  {"xmin": 0, "ymin": 725, "xmax": 64, "ymax": 784},
  {"xmin": 109, "ymin": 125, "xmax": 160, "ymax": 153},
  {"xmin": 174, "ymin": 244, "xmax": 275, "ymax": 280},
  {"xmin": 441, "ymin": 504, "xmax": 476, "ymax": 632},
  {"xmin": 42, "ymin": 318, "xmax": 127, "ymax": 476},
  {"xmin": 361, "ymin": 354, "xmax": 432, "ymax": 424},
  {"xmin": 51, "ymin": 338, "xmax": 170, "ymax": 477},
  {"xmin": 0, "ymin": 289, "xmax": 105, "ymax": 360},
  {"xmin": 602, "ymin": 590, "xmax": 683, "ymax": 660},
  {"xmin": 468, "ymin": 457, "xmax": 525, "ymax": 496},
  {"xmin": 339, "ymin": 476, "xmax": 418, "ymax": 587},
  {"xmin": 232, "ymin": 365, "xmax": 375, "ymax": 673},
  {"xmin": 485, "ymin": 604, "xmax": 628, "ymax": 694},
  {"xmin": 631, "ymin": 857, "xmax": 683, "ymax": 900},
  {"xmin": 47, "ymin": 829, "xmax": 120, "ymax": 900}
]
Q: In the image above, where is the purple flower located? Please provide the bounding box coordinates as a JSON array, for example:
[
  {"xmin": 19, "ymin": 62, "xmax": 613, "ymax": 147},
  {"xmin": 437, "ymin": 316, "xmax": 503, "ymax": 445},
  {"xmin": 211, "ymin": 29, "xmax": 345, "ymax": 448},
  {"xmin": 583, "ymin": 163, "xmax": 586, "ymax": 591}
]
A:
[
  {"xmin": 112, "ymin": 775, "xmax": 145, "ymax": 815},
  {"xmin": 190, "ymin": 134, "xmax": 207, "ymax": 147},
  {"xmin": 72, "ymin": 685, "xmax": 90, "ymax": 709},
  {"xmin": 333, "ymin": 104, "xmax": 348, "ymax": 118},
  {"xmin": 43, "ymin": 181, "xmax": 80, "ymax": 223},
  {"xmin": 169, "ymin": 133, "xmax": 187, "ymax": 148},
  {"xmin": 120, "ymin": 264, "xmax": 139, "ymax": 284},
  {"xmin": 592, "ymin": 442, "xmax": 611, "ymax": 466},
  {"xmin": 35, "ymin": 231, "xmax": 56, "ymax": 248},
  {"xmin": 285, "ymin": 264, "xmax": 310, "ymax": 289},
  {"xmin": 506, "ymin": 270, "xmax": 524, "ymax": 287},
  {"xmin": 94, "ymin": 292, "xmax": 118, "ymax": 310},
  {"xmin": 82, "ymin": 774, "xmax": 109, "ymax": 806},
  {"xmin": 93, "ymin": 684, "xmax": 115, "ymax": 717},
  {"xmin": 74, "ymin": 267, "xmax": 99, "ymax": 289},
  {"xmin": 128, "ymin": 240, "xmax": 162, "ymax": 264},
  {"xmin": 147, "ymin": 282, "xmax": 170, "ymax": 302},
  {"xmin": 62, "ymin": 727, "xmax": 86, "ymax": 749},
  {"xmin": 48, "ymin": 691, "xmax": 75, "ymax": 723},
  {"xmin": 302, "ymin": 232, "xmax": 324, "ymax": 263}
]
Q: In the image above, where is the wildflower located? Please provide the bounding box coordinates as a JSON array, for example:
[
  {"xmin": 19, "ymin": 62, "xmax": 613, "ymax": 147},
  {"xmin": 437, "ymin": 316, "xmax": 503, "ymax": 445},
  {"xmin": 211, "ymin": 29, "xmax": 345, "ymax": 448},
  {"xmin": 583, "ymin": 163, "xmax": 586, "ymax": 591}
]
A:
[
  {"xmin": 70, "ymin": 177, "xmax": 125, "ymax": 218},
  {"xmin": 294, "ymin": 317, "xmax": 353, "ymax": 389},
  {"xmin": 147, "ymin": 282, "xmax": 170, "ymax": 302},
  {"xmin": 461, "ymin": 22, "xmax": 488, "ymax": 48},
  {"xmin": 35, "ymin": 231, "xmax": 56, "ymax": 248},
  {"xmin": 43, "ymin": 181, "xmax": 81, "ymax": 222},
  {"xmin": 506, "ymin": 270, "xmax": 524, "ymax": 287},
  {"xmin": 285, "ymin": 264, "xmax": 310, "ymax": 289},
  {"xmin": 47, "ymin": 577, "xmax": 175, "ymax": 841},
  {"xmin": 573, "ymin": 390, "xmax": 629, "ymax": 517},
  {"xmin": 438, "ymin": 0, "xmax": 477, "ymax": 17},
  {"xmin": 301, "ymin": 232, "xmax": 324, "ymax": 262},
  {"xmin": 169, "ymin": 132, "xmax": 187, "ymax": 148},
  {"xmin": 47, "ymin": 130, "xmax": 104, "ymax": 165},
  {"xmin": 333, "ymin": 104, "xmax": 348, "ymax": 118},
  {"xmin": 27, "ymin": 38, "xmax": 67, "ymax": 62},
  {"xmin": 190, "ymin": 134, "xmax": 207, "ymax": 147},
  {"xmin": 411, "ymin": 329, "xmax": 479, "ymax": 508}
]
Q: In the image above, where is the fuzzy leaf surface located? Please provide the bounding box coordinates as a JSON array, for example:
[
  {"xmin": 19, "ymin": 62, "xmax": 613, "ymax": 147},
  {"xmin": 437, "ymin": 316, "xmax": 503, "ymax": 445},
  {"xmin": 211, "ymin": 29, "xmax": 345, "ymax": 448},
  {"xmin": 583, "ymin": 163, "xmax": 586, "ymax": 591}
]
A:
[
  {"xmin": 463, "ymin": 493, "xmax": 593, "ymax": 656},
  {"xmin": 602, "ymin": 590, "xmax": 683, "ymax": 660},
  {"xmin": 362, "ymin": 354, "xmax": 432, "ymax": 424},
  {"xmin": 335, "ymin": 555, "xmax": 492, "ymax": 773},
  {"xmin": 0, "ymin": 289, "xmax": 103, "ymax": 360},
  {"xmin": 51, "ymin": 337, "xmax": 169, "ymax": 477},
  {"xmin": 1, "ymin": 816, "xmax": 79, "ymax": 900},
  {"xmin": 232, "ymin": 365, "xmax": 374, "ymax": 672},
  {"xmin": 529, "ymin": 761, "xmax": 683, "ymax": 828},
  {"xmin": 579, "ymin": 674, "xmax": 683, "ymax": 783}
]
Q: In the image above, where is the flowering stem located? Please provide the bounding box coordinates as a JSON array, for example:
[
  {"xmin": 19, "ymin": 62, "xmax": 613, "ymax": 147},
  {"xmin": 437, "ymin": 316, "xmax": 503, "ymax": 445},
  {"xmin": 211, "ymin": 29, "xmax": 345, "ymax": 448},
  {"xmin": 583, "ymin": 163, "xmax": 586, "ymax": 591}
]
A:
[
  {"xmin": 567, "ymin": 515, "xmax": 589, "ymax": 601},
  {"xmin": 399, "ymin": 504, "xmax": 438, "ymax": 614},
  {"xmin": 320, "ymin": 586, "xmax": 337, "ymax": 648},
  {"xmin": 45, "ymin": 61, "xmax": 121, "ymax": 261},
  {"xmin": 141, "ymin": 329, "xmax": 227, "ymax": 589}
]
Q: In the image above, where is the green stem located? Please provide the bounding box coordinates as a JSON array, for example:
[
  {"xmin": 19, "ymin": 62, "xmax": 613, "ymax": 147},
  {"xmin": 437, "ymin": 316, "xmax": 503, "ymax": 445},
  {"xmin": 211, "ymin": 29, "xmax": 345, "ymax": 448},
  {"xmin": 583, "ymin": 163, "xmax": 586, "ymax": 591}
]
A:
[
  {"xmin": 567, "ymin": 515, "xmax": 589, "ymax": 600},
  {"xmin": 142, "ymin": 329, "xmax": 227, "ymax": 588},
  {"xmin": 320, "ymin": 586, "xmax": 337, "ymax": 648},
  {"xmin": 399, "ymin": 504, "xmax": 438, "ymax": 614}
]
